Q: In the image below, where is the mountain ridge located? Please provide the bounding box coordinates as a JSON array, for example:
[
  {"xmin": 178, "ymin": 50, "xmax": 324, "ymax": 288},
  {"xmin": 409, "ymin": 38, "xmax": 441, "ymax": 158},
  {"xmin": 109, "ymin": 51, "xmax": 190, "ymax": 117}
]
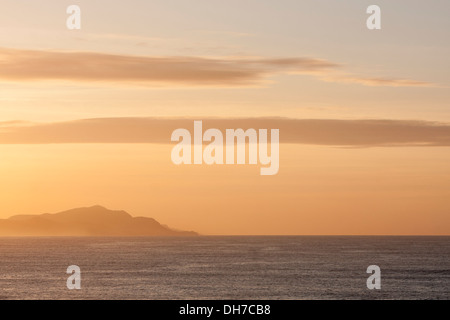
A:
[{"xmin": 0, "ymin": 205, "xmax": 197, "ymax": 237}]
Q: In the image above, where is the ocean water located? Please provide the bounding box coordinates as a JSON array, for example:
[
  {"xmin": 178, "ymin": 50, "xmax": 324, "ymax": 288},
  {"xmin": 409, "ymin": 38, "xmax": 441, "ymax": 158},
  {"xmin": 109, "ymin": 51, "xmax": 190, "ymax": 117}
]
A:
[{"xmin": 0, "ymin": 236, "xmax": 448, "ymax": 300}]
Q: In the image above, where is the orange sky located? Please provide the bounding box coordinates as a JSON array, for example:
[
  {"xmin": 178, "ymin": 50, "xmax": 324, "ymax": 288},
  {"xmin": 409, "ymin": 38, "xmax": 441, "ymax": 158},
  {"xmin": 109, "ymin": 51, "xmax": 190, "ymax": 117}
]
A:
[
  {"xmin": 0, "ymin": 1, "xmax": 449, "ymax": 235},
  {"xmin": 0, "ymin": 144, "xmax": 449, "ymax": 235}
]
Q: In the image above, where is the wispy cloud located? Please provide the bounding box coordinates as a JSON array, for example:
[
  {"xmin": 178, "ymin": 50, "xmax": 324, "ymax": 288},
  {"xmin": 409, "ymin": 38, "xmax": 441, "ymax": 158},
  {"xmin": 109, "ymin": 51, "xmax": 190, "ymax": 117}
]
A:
[
  {"xmin": 0, "ymin": 47, "xmax": 436, "ymax": 88},
  {"xmin": 321, "ymin": 75, "xmax": 434, "ymax": 87},
  {"xmin": 0, "ymin": 47, "xmax": 335, "ymax": 87},
  {"xmin": 1, "ymin": 118, "xmax": 449, "ymax": 147},
  {"xmin": 0, "ymin": 120, "xmax": 30, "ymax": 127}
]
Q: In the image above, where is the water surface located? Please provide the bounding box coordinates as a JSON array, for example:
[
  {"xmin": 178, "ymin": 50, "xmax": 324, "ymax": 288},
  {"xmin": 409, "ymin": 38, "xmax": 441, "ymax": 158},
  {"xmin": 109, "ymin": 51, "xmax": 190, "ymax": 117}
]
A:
[{"xmin": 0, "ymin": 236, "xmax": 448, "ymax": 299}]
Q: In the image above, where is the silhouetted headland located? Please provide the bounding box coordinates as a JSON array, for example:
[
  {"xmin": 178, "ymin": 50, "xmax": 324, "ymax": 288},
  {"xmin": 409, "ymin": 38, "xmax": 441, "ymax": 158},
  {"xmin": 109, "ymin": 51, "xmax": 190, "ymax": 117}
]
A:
[{"xmin": 0, "ymin": 205, "xmax": 198, "ymax": 236}]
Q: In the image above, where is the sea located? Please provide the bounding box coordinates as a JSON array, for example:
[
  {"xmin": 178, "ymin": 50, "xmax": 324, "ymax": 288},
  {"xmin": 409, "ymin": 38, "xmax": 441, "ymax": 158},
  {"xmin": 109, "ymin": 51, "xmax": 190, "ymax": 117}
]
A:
[{"xmin": 0, "ymin": 236, "xmax": 448, "ymax": 300}]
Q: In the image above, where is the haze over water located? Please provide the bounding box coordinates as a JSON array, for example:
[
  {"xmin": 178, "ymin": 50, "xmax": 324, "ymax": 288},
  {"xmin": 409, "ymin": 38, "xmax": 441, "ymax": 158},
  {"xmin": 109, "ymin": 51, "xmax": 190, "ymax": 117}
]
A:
[{"xmin": 0, "ymin": 236, "xmax": 448, "ymax": 300}]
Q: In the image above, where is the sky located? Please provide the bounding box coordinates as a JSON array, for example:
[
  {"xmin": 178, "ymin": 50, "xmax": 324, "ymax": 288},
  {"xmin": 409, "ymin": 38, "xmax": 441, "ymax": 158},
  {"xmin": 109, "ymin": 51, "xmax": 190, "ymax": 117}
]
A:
[{"xmin": 0, "ymin": 0, "xmax": 449, "ymax": 234}]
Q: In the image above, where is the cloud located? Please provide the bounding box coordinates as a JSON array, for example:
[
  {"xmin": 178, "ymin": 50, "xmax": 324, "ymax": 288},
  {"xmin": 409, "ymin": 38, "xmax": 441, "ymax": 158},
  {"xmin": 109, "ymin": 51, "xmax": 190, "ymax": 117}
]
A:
[
  {"xmin": 321, "ymin": 75, "xmax": 434, "ymax": 87},
  {"xmin": 0, "ymin": 47, "xmax": 336, "ymax": 87},
  {"xmin": 0, "ymin": 120, "xmax": 30, "ymax": 127},
  {"xmin": 1, "ymin": 117, "xmax": 450, "ymax": 147},
  {"xmin": 0, "ymin": 47, "xmax": 435, "ymax": 88}
]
